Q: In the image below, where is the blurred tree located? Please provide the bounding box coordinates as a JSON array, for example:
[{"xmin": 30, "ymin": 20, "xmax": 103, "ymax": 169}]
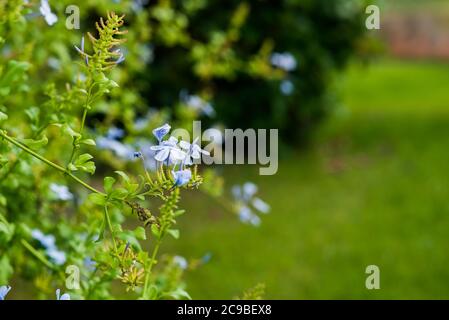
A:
[{"xmin": 139, "ymin": 0, "xmax": 369, "ymax": 144}]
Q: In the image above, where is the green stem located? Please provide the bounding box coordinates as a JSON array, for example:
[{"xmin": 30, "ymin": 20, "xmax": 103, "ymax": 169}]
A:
[
  {"xmin": 142, "ymin": 239, "xmax": 162, "ymax": 298},
  {"xmin": 104, "ymin": 205, "xmax": 118, "ymax": 254},
  {"xmin": 21, "ymin": 239, "xmax": 55, "ymax": 270},
  {"xmin": 0, "ymin": 130, "xmax": 105, "ymax": 195}
]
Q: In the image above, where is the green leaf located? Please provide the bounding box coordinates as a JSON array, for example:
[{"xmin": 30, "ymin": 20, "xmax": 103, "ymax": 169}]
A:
[
  {"xmin": 88, "ymin": 193, "xmax": 107, "ymax": 206},
  {"xmin": 167, "ymin": 229, "xmax": 180, "ymax": 239},
  {"xmin": 74, "ymin": 154, "xmax": 96, "ymax": 174},
  {"xmin": 116, "ymin": 230, "xmax": 142, "ymax": 251},
  {"xmin": 0, "ymin": 111, "xmax": 8, "ymax": 122},
  {"xmin": 109, "ymin": 187, "xmax": 128, "ymax": 200},
  {"xmin": 75, "ymin": 153, "xmax": 93, "ymax": 165},
  {"xmin": 0, "ymin": 255, "xmax": 13, "ymax": 284},
  {"xmin": 0, "ymin": 155, "xmax": 8, "ymax": 168},
  {"xmin": 62, "ymin": 124, "xmax": 81, "ymax": 139},
  {"xmin": 77, "ymin": 161, "xmax": 96, "ymax": 175},
  {"xmin": 168, "ymin": 288, "xmax": 192, "ymax": 300},
  {"xmin": 20, "ymin": 135, "xmax": 48, "ymax": 149},
  {"xmin": 80, "ymin": 139, "xmax": 96, "ymax": 146},
  {"xmin": 115, "ymin": 171, "xmax": 130, "ymax": 183},
  {"xmin": 103, "ymin": 176, "xmax": 116, "ymax": 194},
  {"xmin": 173, "ymin": 210, "xmax": 186, "ymax": 217},
  {"xmin": 133, "ymin": 226, "xmax": 146, "ymax": 240},
  {"xmin": 151, "ymin": 224, "xmax": 161, "ymax": 239}
]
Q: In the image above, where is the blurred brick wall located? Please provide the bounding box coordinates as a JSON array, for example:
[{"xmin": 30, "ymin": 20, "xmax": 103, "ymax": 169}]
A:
[{"xmin": 382, "ymin": 13, "xmax": 449, "ymax": 59}]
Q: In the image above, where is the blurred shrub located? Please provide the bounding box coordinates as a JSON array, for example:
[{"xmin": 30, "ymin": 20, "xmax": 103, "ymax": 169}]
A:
[{"xmin": 140, "ymin": 0, "xmax": 369, "ymax": 143}]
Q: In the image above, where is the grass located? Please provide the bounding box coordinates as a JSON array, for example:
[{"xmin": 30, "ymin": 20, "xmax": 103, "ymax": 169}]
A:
[{"xmin": 162, "ymin": 59, "xmax": 449, "ymax": 299}]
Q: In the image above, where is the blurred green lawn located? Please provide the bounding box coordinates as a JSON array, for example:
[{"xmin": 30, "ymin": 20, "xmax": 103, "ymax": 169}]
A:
[{"xmin": 164, "ymin": 59, "xmax": 449, "ymax": 299}]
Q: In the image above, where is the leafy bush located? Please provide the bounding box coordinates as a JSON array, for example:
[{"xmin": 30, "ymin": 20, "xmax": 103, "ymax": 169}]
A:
[
  {"xmin": 0, "ymin": 0, "xmax": 364, "ymax": 300},
  {"xmin": 139, "ymin": 0, "xmax": 369, "ymax": 143}
]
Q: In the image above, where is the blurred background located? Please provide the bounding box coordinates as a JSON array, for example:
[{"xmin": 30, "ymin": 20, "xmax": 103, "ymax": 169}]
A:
[
  {"xmin": 2, "ymin": 0, "xmax": 449, "ymax": 299},
  {"xmin": 161, "ymin": 0, "xmax": 449, "ymax": 299}
]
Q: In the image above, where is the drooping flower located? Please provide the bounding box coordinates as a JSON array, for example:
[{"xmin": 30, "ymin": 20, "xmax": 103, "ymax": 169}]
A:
[
  {"xmin": 151, "ymin": 136, "xmax": 186, "ymax": 165},
  {"xmin": 172, "ymin": 169, "xmax": 192, "ymax": 187},
  {"xmin": 56, "ymin": 289, "xmax": 70, "ymax": 300},
  {"xmin": 39, "ymin": 0, "xmax": 58, "ymax": 26},
  {"xmin": 113, "ymin": 49, "xmax": 126, "ymax": 64},
  {"xmin": 50, "ymin": 183, "xmax": 74, "ymax": 201},
  {"xmin": 0, "ymin": 285, "xmax": 11, "ymax": 300},
  {"xmin": 152, "ymin": 123, "xmax": 171, "ymax": 142},
  {"xmin": 74, "ymin": 36, "xmax": 89, "ymax": 66},
  {"xmin": 179, "ymin": 137, "xmax": 210, "ymax": 165},
  {"xmin": 270, "ymin": 52, "xmax": 297, "ymax": 72}
]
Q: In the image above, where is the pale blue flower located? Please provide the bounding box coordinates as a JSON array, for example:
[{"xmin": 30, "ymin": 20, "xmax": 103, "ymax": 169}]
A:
[
  {"xmin": 83, "ymin": 257, "xmax": 96, "ymax": 272},
  {"xmin": 39, "ymin": 0, "xmax": 58, "ymax": 26},
  {"xmin": 107, "ymin": 127, "xmax": 125, "ymax": 140},
  {"xmin": 31, "ymin": 229, "xmax": 66, "ymax": 265},
  {"xmin": 74, "ymin": 36, "xmax": 89, "ymax": 66},
  {"xmin": 238, "ymin": 206, "xmax": 261, "ymax": 227},
  {"xmin": 132, "ymin": 0, "xmax": 149, "ymax": 12},
  {"xmin": 243, "ymin": 182, "xmax": 258, "ymax": 198},
  {"xmin": 56, "ymin": 289, "xmax": 70, "ymax": 300},
  {"xmin": 232, "ymin": 182, "xmax": 270, "ymax": 226},
  {"xmin": 47, "ymin": 248, "xmax": 67, "ymax": 266},
  {"xmin": 0, "ymin": 285, "xmax": 11, "ymax": 300},
  {"xmin": 50, "ymin": 183, "xmax": 74, "ymax": 201},
  {"xmin": 182, "ymin": 93, "xmax": 215, "ymax": 117},
  {"xmin": 179, "ymin": 137, "xmax": 210, "ymax": 165},
  {"xmin": 135, "ymin": 139, "xmax": 157, "ymax": 171},
  {"xmin": 97, "ymin": 136, "xmax": 134, "ymax": 160},
  {"xmin": 152, "ymin": 123, "xmax": 171, "ymax": 142},
  {"xmin": 114, "ymin": 49, "xmax": 126, "ymax": 64},
  {"xmin": 280, "ymin": 80, "xmax": 294, "ymax": 96},
  {"xmin": 173, "ymin": 256, "xmax": 188, "ymax": 270},
  {"xmin": 32, "ymin": 229, "xmax": 56, "ymax": 249},
  {"xmin": 151, "ymin": 137, "xmax": 186, "ymax": 164},
  {"xmin": 172, "ymin": 169, "xmax": 192, "ymax": 187},
  {"xmin": 252, "ymin": 197, "xmax": 270, "ymax": 214},
  {"xmin": 271, "ymin": 52, "xmax": 297, "ymax": 72},
  {"xmin": 47, "ymin": 57, "xmax": 61, "ymax": 70}
]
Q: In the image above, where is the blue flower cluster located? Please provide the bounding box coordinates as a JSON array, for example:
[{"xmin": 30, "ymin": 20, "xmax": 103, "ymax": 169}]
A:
[
  {"xmin": 270, "ymin": 52, "xmax": 297, "ymax": 96},
  {"xmin": 31, "ymin": 229, "xmax": 66, "ymax": 266},
  {"xmin": 96, "ymin": 127, "xmax": 135, "ymax": 160},
  {"xmin": 49, "ymin": 183, "xmax": 74, "ymax": 201},
  {"xmin": 232, "ymin": 182, "xmax": 271, "ymax": 226},
  {"xmin": 148, "ymin": 124, "xmax": 209, "ymax": 187},
  {"xmin": 180, "ymin": 91, "xmax": 215, "ymax": 117}
]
